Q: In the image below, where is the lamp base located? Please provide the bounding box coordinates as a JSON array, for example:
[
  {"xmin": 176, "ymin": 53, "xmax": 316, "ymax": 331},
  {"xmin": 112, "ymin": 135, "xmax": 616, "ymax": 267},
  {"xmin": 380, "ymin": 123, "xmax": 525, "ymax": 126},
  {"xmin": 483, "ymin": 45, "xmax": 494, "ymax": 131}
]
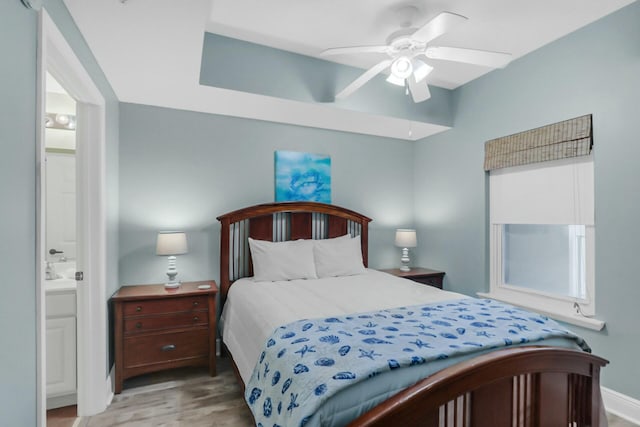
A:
[
  {"xmin": 164, "ymin": 256, "xmax": 180, "ymax": 289},
  {"xmin": 399, "ymin": 247, "xmax": 411, "ymax": 272},
  {"xmin": 164, "ymin": 281, "xmax": 180, "ymax": 289}
]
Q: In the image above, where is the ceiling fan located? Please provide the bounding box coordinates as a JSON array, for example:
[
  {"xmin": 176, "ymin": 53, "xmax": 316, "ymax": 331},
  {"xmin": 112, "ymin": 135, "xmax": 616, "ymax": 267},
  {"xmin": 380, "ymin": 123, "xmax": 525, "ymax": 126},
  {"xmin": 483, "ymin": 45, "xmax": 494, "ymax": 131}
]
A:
[{"xmin": 320, "ymin": 12, "xmax": 513, "ymax": 103}]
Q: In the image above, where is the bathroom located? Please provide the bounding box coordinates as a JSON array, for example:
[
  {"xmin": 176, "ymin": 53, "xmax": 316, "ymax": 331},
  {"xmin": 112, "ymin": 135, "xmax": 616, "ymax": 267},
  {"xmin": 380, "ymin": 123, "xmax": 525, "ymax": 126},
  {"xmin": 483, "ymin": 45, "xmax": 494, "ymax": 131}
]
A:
[{"xmin": 44, "ymin": 72, "xmax": 78, "ymax": 416}]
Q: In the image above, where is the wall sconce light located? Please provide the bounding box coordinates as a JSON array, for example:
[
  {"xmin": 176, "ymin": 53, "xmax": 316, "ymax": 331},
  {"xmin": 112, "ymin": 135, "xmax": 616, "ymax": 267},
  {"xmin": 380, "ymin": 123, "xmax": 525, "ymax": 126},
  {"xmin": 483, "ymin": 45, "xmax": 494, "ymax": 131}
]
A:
[{"xmin": 45, "ymin": 112, "xmax": 76, "ymax": 131}]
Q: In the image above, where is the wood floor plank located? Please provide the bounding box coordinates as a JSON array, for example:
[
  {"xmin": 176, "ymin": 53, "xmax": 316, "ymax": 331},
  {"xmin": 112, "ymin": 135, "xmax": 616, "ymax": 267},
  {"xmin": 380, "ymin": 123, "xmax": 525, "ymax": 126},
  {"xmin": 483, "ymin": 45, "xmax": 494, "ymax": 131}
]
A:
[{"xmin": 47, "ymin": 405, "xmax": 77, "ymax": 427}]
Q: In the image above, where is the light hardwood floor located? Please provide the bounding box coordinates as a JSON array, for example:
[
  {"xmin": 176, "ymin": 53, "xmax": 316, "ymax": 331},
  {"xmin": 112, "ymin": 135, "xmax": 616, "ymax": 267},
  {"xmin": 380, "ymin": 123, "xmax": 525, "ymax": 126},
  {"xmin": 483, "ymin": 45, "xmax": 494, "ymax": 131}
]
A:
[
  {"xmin": 47, "ymin": 404, "xmax": 77, "ymax": 427},
  {"xmin": 82, "ymin": 358, "xmax": 637, "ymax": 426},
  {"xmin": 83, "ymin": 359, "xmax": 253, "ymax": 427}
]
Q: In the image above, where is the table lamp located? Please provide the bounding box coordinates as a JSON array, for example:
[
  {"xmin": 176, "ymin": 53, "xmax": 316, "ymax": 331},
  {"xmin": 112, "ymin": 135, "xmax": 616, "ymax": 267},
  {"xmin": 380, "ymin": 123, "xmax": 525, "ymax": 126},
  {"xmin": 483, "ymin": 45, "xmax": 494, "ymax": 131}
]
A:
[
  {"xmin": 156, "ymin": 231, "xmax": 188, "ymax": 288},
  {"xmin": 395, "ymin": 229, "xmax": 417, "ymax": 272}
]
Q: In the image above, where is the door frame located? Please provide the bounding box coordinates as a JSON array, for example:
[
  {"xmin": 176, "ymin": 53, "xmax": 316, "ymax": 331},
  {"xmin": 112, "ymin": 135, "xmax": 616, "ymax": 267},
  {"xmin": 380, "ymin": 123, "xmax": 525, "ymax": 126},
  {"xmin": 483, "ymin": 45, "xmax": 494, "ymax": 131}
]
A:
[{"xmin": 36, "ymin": 9, "xmax": 109, "ymax": 426}]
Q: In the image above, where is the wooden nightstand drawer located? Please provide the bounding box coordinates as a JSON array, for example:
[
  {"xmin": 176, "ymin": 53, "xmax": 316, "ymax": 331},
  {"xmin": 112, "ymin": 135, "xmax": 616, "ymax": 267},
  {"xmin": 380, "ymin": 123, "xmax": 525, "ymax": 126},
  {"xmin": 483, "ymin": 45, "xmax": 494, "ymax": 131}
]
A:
[
  {"xmin": 123, "ymin": 296, "xmax": 208, "ymax": 317},
  {"xmin": 411, "ymin": 275, "xmax": 444, "ymax": 288},
  {"xmin": 123, "ymin": 329, "xmax": 209, "ymax": 368},
  {"xmin": 124, "ymin": 311, "xmax": 208, "ymax": 334}
]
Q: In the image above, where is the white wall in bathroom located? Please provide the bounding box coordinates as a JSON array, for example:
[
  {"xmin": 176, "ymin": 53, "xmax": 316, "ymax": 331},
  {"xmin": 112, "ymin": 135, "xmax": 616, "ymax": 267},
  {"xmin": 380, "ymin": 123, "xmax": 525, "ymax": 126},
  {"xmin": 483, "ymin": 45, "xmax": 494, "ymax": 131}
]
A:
[
  {"xmin": 45, "ymin": 75, "xmax": 77, "ymax": 261},
  {"xmin": 46, "ymin": 153, "xmax": 76, "ymax": 261}
]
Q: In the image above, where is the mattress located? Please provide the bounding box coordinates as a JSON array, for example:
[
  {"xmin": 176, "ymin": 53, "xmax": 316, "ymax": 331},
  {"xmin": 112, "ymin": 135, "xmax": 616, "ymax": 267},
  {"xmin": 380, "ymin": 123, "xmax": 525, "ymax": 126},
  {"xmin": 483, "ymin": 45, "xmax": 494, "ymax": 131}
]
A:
[{"xmin": 221, "ymin": 269, "xmax": 464, "ymax": 384}]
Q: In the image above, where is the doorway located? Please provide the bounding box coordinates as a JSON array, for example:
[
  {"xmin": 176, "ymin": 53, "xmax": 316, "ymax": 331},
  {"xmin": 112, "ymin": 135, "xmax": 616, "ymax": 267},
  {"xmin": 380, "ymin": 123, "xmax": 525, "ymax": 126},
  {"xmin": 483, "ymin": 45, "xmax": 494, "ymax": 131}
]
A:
[
  {"xmin": 37, "ymin": 10, "xmax": 109, "ymax": 427},
  {"xmin": 44, "ymin": 72, "xmax": 78, "ymax": 418}
]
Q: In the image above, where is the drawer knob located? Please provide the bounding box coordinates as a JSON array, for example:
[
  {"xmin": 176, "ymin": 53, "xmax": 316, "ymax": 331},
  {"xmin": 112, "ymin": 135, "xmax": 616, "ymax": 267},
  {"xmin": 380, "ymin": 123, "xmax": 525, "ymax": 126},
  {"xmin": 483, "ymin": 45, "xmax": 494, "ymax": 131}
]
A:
[
  {"xmin": 193, "ymin": 316, "xmax": 199, "ymax": 322},
  {"xmin": 135, "ymin": 322, "xmax": 142, "ymax": 329},
  {"xmin": 161, "ymin": 344, "xmax": 176, "ymax": 352},
  {"xmin": 193, "ymin": 301, "xmax": 199, "ymax": 307},
  {"xmin": 136, "ymin": 306, "xmax": 142, "ymax": 312}
]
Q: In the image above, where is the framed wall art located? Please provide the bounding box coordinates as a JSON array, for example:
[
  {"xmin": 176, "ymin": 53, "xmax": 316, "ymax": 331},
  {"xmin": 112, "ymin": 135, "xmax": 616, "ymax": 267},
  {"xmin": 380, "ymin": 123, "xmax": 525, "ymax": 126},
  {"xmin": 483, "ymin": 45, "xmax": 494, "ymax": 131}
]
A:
[{"xmin": 275, "ymin": 150, "xmax": 331, "ymax": 203}]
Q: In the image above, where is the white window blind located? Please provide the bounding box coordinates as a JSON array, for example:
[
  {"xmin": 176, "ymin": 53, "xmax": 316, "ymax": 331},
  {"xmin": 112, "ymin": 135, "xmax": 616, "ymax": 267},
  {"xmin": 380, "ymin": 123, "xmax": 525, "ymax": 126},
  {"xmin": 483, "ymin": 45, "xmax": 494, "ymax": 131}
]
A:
[{"xmin": 489, "ymin": 156, "xmax": 594, "ymax": 225}]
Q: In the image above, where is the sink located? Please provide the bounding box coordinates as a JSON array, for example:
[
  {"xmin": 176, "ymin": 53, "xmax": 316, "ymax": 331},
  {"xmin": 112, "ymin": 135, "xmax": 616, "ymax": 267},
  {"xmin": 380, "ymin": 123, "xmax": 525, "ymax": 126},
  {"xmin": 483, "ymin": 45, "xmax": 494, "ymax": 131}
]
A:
[
  {"xmin": 48, "ymin": 261, "xmax": 76, "ymax": 280},
  {"xmin": 46, "ymin": 261, "xmax": 77, "ymax": 292}
]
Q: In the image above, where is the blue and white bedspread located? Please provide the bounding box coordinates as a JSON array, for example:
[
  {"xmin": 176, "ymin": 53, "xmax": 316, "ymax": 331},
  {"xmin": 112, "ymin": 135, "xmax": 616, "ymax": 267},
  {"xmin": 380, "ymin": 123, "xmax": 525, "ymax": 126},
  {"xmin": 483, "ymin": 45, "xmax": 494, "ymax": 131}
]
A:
[{"xmin": 245, "ymin": 298, "xmax": 589, "ymax": 427}]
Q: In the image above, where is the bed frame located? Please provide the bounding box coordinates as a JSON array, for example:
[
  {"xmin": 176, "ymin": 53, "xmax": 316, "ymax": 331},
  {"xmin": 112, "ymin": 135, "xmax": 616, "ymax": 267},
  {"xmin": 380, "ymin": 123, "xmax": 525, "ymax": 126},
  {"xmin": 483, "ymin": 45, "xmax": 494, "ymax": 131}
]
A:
[
  {"xmin": 217, "ymin": 201, "xmax": 608, "ymax": 427},
  {"xmin": 217, "ymin": 201, "xmax": 372, "ymax": 306}
]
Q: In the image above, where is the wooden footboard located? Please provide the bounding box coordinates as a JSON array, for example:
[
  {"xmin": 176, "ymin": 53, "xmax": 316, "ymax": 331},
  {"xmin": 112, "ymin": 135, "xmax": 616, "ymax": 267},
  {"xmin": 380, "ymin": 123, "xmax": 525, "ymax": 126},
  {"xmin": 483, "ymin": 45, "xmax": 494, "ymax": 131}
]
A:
[{"xmin": 348, "ymin": 346, "xmax": 608, "ymax": 427}]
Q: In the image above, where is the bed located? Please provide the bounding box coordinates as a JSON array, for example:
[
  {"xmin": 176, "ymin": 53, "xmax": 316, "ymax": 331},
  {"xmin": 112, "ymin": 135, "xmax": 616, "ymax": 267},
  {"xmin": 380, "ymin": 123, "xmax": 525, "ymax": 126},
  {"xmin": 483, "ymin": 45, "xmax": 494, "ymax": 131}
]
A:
[{"xmin": 217, "ymin": 201, "xmax": 608, "ymax": 427}]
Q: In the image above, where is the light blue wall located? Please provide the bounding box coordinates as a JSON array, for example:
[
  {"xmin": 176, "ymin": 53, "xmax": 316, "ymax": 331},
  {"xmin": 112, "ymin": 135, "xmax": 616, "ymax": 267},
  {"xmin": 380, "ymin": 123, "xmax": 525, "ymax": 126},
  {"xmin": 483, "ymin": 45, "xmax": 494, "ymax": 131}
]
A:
[
  {"xmin": 119, "ymin": 103, "xmax": 414, "ymax": 287},
  {"xmin": 414, "ymin": 1, "xmax": 640, "ymax": 398},
  {"xmin": 0, "ymin": 1, "xmax": 119, "ymax": 425},
  {"xmin": 0, "ymin": 2, "xmax": 38, "ymax": 426},
  {"xmin": 200, "ymin": 33, "xmax": 453, "ymax": 126}
]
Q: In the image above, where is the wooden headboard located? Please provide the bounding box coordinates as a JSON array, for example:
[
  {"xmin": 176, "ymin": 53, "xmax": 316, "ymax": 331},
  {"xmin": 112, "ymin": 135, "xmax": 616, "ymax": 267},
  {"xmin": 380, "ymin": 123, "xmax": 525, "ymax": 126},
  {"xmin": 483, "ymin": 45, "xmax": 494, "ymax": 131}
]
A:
[{"xmin": 217, "ymin": 201, "xmax": 372, "ymax": 305}]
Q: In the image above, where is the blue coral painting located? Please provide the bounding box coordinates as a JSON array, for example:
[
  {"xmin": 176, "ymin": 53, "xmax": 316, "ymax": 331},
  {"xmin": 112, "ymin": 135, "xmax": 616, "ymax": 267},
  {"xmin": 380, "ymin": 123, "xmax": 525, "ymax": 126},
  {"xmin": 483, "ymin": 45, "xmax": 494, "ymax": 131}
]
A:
[{"xmin": 275, "ymin": 151, "xmax": 331, "ymax": 203}]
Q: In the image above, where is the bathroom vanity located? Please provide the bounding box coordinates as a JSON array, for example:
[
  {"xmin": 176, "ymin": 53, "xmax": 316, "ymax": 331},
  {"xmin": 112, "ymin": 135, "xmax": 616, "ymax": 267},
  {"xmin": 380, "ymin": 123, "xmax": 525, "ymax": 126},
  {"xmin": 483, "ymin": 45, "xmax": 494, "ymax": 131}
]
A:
[{"xmin": 45, "ymin": 262, "xmax": 77, "ymax": 409}]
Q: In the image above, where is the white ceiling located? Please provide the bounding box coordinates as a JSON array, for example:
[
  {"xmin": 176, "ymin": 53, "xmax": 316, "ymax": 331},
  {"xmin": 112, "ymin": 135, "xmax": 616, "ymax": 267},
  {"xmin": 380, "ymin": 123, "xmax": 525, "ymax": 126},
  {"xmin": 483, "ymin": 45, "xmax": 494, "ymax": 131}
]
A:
[
  {"xmin": 206, "ymin": 0, "xmax": 635, "ymax": 90},
  {"xmin": 63, "ymin": 0, "xmax": 635, "ymax": 140}
]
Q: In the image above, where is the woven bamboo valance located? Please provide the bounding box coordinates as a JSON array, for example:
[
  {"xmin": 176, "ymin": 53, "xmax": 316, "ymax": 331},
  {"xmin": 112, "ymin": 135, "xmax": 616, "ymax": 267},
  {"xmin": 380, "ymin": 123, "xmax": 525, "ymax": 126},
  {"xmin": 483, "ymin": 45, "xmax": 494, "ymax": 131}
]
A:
[{"xmin": 484, "ymin": 114, "xmax": 593, "ymax": 171}]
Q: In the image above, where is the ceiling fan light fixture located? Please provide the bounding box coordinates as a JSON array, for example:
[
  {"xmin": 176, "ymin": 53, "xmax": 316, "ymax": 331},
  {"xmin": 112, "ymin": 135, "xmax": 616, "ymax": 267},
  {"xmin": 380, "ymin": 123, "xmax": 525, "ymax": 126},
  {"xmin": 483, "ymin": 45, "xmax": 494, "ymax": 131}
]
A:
[
  {"xmin": 412, "ymin": 60, "xmax": 434, "ymax": 83},
  {"xmin": 323, "ymin": 12, "xmax": 511, "ymax": 103},
  {"xmin": 386, "ymin": 74, "xmax": 405, "ymax": 86},
  {"xmin": 390, "ymin": 56, "xmax": 413, "ymax": 80}
]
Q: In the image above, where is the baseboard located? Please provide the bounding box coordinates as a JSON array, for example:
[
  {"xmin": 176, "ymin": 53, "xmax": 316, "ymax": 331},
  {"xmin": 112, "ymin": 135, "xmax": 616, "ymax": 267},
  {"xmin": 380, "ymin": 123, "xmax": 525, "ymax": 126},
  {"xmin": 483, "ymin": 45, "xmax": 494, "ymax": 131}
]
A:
[
  {"xmin": 602, "ymin": 386, "xmax": 640, "ymax": 425},
  {"xmin": 47, "ymin": 392, "xmax": 77, "ymax": 409},
  {"xmin": 106, "ymin": 366, "xmax": 114, "ymax": 407}
]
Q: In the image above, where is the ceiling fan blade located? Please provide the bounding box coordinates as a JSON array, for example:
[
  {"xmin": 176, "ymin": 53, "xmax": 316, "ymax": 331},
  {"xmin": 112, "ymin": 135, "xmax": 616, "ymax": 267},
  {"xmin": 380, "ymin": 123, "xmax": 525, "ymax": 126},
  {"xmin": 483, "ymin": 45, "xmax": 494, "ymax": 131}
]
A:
[
  {"xmin": 411, "ymin": 12, "xmax": 468, "ymax": 44},
  {"xmin": 407, "ymin": 75, "xmax": 431, "ymax": 103},
  {"xmin": 425, "ymin": 46, "xmax": 512, "ymax": 68},
  {"xmin": 320, "ymin": 45, "xmax": 389, "ymax": 57},
  {"xmin": 335, "ymin": 59, "xmax": 393, "ymax": 100}
]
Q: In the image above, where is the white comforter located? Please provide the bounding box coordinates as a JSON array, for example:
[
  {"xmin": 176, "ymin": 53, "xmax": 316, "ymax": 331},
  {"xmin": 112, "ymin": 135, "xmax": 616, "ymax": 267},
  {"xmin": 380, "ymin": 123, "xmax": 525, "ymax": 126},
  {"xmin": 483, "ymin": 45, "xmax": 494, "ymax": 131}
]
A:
[{"xmin": 220, "ymin": 269, "xmax": 464, "ymax": 384}]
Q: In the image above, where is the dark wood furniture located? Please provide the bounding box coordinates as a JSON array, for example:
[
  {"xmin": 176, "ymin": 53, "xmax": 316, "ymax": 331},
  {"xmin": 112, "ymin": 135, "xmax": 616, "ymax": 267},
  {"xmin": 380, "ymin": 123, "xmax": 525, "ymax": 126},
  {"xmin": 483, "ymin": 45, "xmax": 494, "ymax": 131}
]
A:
[
  {"xmin": 348, "ymin": 347, "xmax": 608, "ymax": 427},
  {"xmin": 379, "ymin": 267, "xmax": 445, "ymax": 289},
  {"xmin": 112, "ymin": 281, "xmax": 217, "ymax": 394},
  {"xmin": 216, "ymin": 201, "xmax": 608, "ymax": 426}
]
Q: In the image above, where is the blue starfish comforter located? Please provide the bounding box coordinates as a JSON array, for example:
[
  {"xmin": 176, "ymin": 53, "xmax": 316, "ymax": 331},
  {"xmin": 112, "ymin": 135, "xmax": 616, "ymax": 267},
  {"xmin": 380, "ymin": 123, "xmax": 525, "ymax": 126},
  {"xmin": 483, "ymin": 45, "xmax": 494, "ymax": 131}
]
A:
[{"xmin": 245, "ymin": 298, "xmax": 589, "ymax": 427}]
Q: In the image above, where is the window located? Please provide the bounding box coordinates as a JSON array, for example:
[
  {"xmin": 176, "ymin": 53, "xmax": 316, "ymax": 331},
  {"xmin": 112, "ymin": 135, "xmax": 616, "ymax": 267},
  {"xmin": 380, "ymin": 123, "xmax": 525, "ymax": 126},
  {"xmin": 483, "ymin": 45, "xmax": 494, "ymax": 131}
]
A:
[
  {"xmin": 503, "ymin": 224, "xmax": 586, "ymax": 300},
  {"xmin": 482, "ymin": 156, "xmax": 603, "ymax": 330}
]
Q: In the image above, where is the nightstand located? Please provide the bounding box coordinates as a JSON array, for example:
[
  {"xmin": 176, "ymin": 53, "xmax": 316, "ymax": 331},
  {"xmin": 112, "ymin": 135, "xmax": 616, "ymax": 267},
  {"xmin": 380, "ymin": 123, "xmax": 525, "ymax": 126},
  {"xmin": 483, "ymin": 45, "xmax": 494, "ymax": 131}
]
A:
[
  {"xmin": 379, "ymin": 267, "xmax": 446, "ymax": 289},
  {"xmin": 112, "ymin": 280, "xmax": 217, "ymax": 394}
]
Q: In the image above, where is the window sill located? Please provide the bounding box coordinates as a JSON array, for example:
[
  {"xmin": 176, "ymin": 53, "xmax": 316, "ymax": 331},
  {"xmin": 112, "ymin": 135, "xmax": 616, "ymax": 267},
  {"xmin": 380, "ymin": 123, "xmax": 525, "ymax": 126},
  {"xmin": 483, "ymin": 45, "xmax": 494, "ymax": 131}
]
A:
[{"xmin": 477, "ymin": 292, "xmax": 605, "ymax": 331}]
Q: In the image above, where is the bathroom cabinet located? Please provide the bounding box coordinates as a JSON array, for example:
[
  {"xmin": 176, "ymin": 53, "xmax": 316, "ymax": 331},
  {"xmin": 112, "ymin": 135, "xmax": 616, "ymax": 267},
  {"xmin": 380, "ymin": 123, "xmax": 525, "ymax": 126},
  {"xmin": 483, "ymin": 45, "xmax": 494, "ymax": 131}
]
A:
[{"xmin": 46, "ymin": 288, "xmax": 77, "ymax": 409}]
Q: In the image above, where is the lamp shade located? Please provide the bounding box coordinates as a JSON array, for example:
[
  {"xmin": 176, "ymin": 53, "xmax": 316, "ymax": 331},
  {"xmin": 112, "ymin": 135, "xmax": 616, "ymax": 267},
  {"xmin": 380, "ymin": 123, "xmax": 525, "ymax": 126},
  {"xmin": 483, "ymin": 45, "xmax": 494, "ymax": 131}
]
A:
[
  {"xmin": 395, "ymin": 229, "xmax": 417, "ymax": 248},
  {"xmin": 156, "ymin": 231, "xmax": 188, "ymax": 256}
]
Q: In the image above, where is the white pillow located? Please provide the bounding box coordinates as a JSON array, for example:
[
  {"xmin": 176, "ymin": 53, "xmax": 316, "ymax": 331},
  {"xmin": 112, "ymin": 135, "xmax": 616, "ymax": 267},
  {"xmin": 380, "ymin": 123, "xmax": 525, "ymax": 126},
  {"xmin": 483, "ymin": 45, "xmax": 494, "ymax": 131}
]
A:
[
  {"xmin": 313, "ymin": 235, "xmax": 366, "ymax": 278},
  {"xmin": 248, "ymin": 238, "xmax": 318, "ymax": 282}
]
